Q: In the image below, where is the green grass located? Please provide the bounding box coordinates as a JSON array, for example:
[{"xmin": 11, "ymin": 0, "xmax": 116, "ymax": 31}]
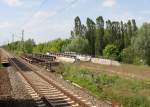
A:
[
  {"xmin": 56, "ymin": 63, "xmax": 150, "ymax": 107},
  {"xmin": 0, "ymin": 64, "xmax": 3, "ymax": 69}
]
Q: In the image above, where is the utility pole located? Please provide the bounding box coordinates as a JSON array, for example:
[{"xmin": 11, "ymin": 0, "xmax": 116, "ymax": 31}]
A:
[
  {"xmin": 21, "ymin": 30, "xmax": 25, "ymax": 53},
  {"xmin": 21, "ymin": 30, "xmax": 24, "ymax": 42},
  {"xmin": 12, "ymin": 33, "xmax": 14, "ymax": 43},
  {"xmin": 12, "ymin": 33, "xmax": 14, "ymax": 51}
]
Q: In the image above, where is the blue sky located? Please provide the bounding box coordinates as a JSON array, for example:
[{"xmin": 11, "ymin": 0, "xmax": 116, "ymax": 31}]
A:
[{"xmin": 0, "ymin": 0, "xmax": 150, "ymax": 45}]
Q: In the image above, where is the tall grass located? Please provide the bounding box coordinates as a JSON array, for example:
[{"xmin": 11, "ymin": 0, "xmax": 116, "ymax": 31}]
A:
[
  {"xmin": 56, "ymin": 63, "xmax": 150, "ymax": 107},
  {"xmin": 0, "ymin": 64, "xmax": 3, "ymax": 69}
]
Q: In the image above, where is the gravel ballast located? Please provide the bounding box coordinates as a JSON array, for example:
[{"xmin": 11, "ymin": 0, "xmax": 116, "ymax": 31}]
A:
[
  {"xmin": 0, "ymin": 68, "xmax": 11, "ymax": 97},
  {"xmin": 21, "ymin": 60, "xmax": 112, "ymax": 107},
  {"xmin": 7, "ymin": 66, "xmax": 31, "ymax": 99}
]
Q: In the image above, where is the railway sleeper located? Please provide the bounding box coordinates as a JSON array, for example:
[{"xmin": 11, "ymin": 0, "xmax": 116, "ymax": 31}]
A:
[
  {"xmin": 47, "ymin": 98, "xmax": 71, "ymax": 103},
  {"xmin": 49, "ymin": 100, "xmax": 75, "ymax": 106},
  {"xmin": 46, "ymin": 93, "xmax": 65, "ymax": 97},
  {"xmin": 40, "ymin": 91, "xmax": 61, "ymax": 95},
  {"xmin": 46, "ymin": 96, "xmax": 68, "ymax": 100},
  {"xmin": 51, "ymin": 103, "xmax": 72, "ymax": 107},
  {"xmin": 39, "ymin": 89, "xmax": 59, "ymax": 93}
]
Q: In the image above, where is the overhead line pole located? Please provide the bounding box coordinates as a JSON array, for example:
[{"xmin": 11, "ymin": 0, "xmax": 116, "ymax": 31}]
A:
[{"xmin": 21, "ymin": 30, "xmax": 25, "ymax": 53}]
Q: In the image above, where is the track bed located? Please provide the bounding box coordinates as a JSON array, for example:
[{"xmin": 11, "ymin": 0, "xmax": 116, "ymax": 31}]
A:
[
  {"xmin": 9, "ymin": 57, "xmax": 95, "ymax": 107},
  {"xmin": 0, "ymin": 68, "xmax": 12, "ymax": 98}
]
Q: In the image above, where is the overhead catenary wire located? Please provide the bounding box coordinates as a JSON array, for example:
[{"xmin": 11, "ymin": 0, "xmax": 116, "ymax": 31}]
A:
[
  {"xmin": 12, "ymin": 0, "xmax": 47, "ymax": 43},
  {"xmin": 22, "ymin": 0, "xmax": 79, "ymax": 30},
  {"xmin": 19, "ymin": 0, "xmax": 48, "ymax": 30},
  {"xmin": 12, "ymin": 0, "xmax": 79, "ymax": 44}
]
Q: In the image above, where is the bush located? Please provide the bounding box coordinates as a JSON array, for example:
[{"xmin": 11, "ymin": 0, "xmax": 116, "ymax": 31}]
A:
[
  {"xmin": 0, "ymin": 64, "xmax": 3, "ymax": 68},
  {"xmin": 103, "ymin": 44, "xmax": 120, "ymax": 60},
  {"xmin": 121, "ymin": 48, "xmax": 134, "ymax": 63},
  {"xmin": 133, "ymin": 56, "xmax": 147, "ymax": 65}
]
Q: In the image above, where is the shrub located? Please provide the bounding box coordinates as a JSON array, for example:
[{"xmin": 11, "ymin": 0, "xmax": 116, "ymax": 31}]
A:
[
  {"xmin": 121, "ymin": 48, "xmax": 134, "ymax": 63},
  {"xmin": 103, "ymin": 44, "xmax": 120, "ymax": 60},
  {"xmin": 133, "ymin": 56, "xmax": 147, "ymax": 65}
]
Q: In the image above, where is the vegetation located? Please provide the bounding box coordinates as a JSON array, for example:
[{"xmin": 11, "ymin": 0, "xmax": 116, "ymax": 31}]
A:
[
  {"xmin": 132, "ymin": 23, "xmax": 150, "ymax": 65},
  {"xmin": 0, "ymin": 64, "xmax": 3, "ymax": 69},
  {"xmin": 63, "ymin": 37, "xmax": 89, "ymax": 54},
  {"xmin": 57, "ymin": 63, "xmax": 150, "ymax": 107},
  {"xmin": 2, "ymin": 16, "xmax": 150, "ymax": 106},
  {"xmin": 103, "ymin": 44, "xmax": 120, "ymax": 60},
  {"xmin": 3, "ymin": 16, "xmax": 150, "ymax": 66},
  {"xmin": 33, "ymin": 38, "xmax": 67, "ymax": 53},
  {"xmin": 3, "ymin": 39, "xmax": 35, "ymax": 55}
]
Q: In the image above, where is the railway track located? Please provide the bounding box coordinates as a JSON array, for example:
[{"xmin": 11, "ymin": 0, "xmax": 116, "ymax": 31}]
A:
[{"xmin": 9, "ymin": 57, "xmax": 96, "ymax": 107}]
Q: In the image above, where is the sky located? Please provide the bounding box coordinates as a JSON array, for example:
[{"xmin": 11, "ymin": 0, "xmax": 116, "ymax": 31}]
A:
[{"xmin": 0, "ymin": 0, "xmax": 150, "ymax": 45}]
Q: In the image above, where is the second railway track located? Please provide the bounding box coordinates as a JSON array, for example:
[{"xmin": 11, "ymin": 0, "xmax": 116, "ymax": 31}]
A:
[{"xmin": 9, "ymin": 57, "xmax": 96, "ymax": 107}]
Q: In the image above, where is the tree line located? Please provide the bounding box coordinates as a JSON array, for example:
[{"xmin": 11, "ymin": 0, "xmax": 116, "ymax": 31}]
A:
[
  {"xmin": 3, "ymin": 16, "xmax": 150, "ymax": 65},
  {"xmin": 70, "ymin": 16, "xmax": 137, "ymax": 56}
]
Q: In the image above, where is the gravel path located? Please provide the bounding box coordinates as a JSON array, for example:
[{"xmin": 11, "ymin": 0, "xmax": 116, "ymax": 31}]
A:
[{"xmin": 7, "ymin": 66, "xmax": 31, "ymax": 99}]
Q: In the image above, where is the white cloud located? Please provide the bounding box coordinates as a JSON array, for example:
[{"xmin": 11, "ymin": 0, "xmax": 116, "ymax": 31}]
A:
[
  {"xmin": 65, "ymin": 0, "xmax": 77, "ymax": 3},
  {"xmin": 4, "ymin": 0, "xmax": 23, "ymax": 7},
  {"xmin": 140, "ymin": 10, "xmax": 150, "ymax": 14},
  {"xmin": 24, "ymin": 11, "xmax": 56, "ymax": 30},
  {"xmin": 102, "ymin": 0, "xmax": 116, "ymax": 7},
  {"xmin": 109, "ymin": 11, "xmax": 135, "ymax": 22},
  {"xmin": 0, "ymin": 22, "xmax": 13, "ymax": 29},
  {"xmin": 34, "ymin": 11, "xmax": 56, "ymax": 19}
]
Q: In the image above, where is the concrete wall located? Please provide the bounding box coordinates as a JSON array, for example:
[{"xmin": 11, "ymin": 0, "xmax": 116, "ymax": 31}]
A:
[
  {"xmin": 91, "ymin": 58, "xmax": 120, "ymax": 66},
  {"xmin": 56, "ymin": 56, "xmax": 75, "ymax": 63},
  {"xmin": 76, "ymin": 55, "xmax": 91, "ymax": 62}
]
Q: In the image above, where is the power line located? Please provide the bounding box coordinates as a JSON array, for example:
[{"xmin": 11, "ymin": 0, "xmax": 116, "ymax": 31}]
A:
[
  {"xmin": 14, "ymin": 0, "xmax": 79, "ymax": 43},
  {"xmin": 23, "ymin": 0, "xmax": 79, "ymax": 30},
  {"xmin": 19, "ymin": 0, "xmax": 47, "ymax": 30}
]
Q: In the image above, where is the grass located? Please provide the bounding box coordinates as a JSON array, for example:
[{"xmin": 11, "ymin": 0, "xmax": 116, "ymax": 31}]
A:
[
  {"xmin": 79, "ymin": 62, "xmax": 150, "ymax": 81},
  {"xmin": 0, "ymin": 64, "xmax": 3, "ymax": 69},
  {"xmin": 56, "ymin": 63, "xmax": 150, "ymax": 107}
]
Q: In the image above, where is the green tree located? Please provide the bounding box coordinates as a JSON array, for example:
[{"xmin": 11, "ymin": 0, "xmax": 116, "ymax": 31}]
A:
[
  {"xmin": 104, "ymin": 20, "xmax": 112, "ymax": 45},
  {"xmin": 64, "ymin": 37, "xmax": 89, "ymax": 54},
  {"xmin": 33, "ymin": 43, "xmax": 44, "ymax": 53},
  {"xmin": 74, "ymin": 16, "xmax": 82, "ymax": 37},
  {"xmin": 132, "ymin": 23, "xmax": 150, "ymax": 65},
  {"xmin": 86, "ymin": 18, "xmax": 96, "ymax": 56},
  {"xmin": 24, "ymin": 39, "xmax": 35, "ymax": 53},
  {"xmin": 132, "ymin": 19, "xmax": 137, "ymax": 33},
  {"xmin": 124, "ymin": 20, "xmax": 133, "ymax": 48},
  {"xmin": 121, "ymin": 48, "xmax": 134, "ymax": 63},
  {"xmin": 120, "ymin": 21, "xmax": 125, "ymax": 49},
  {"xmin": 95, "ymin": 16, "xmax": 104, "ymax": 56}
]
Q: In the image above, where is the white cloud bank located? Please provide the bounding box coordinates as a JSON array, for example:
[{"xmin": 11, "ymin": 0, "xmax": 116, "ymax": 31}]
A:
[
  {"xmin": 4, "ymin": 0, "xmax": 23, "ymax": 7},
  {"xmin": 34, "ymin": 11, "xmax": 56, "ymax": 19},
  {"xmin": 0, "ymin": 22, "xmax": 13, "ymax": 29},
  {"xmin": 23, "ymin": 10, "xmax": 57, "ymax": 30},
  {"xmin": 102, "ymin": 0, "xmax": 116, "ymax": 7}
]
